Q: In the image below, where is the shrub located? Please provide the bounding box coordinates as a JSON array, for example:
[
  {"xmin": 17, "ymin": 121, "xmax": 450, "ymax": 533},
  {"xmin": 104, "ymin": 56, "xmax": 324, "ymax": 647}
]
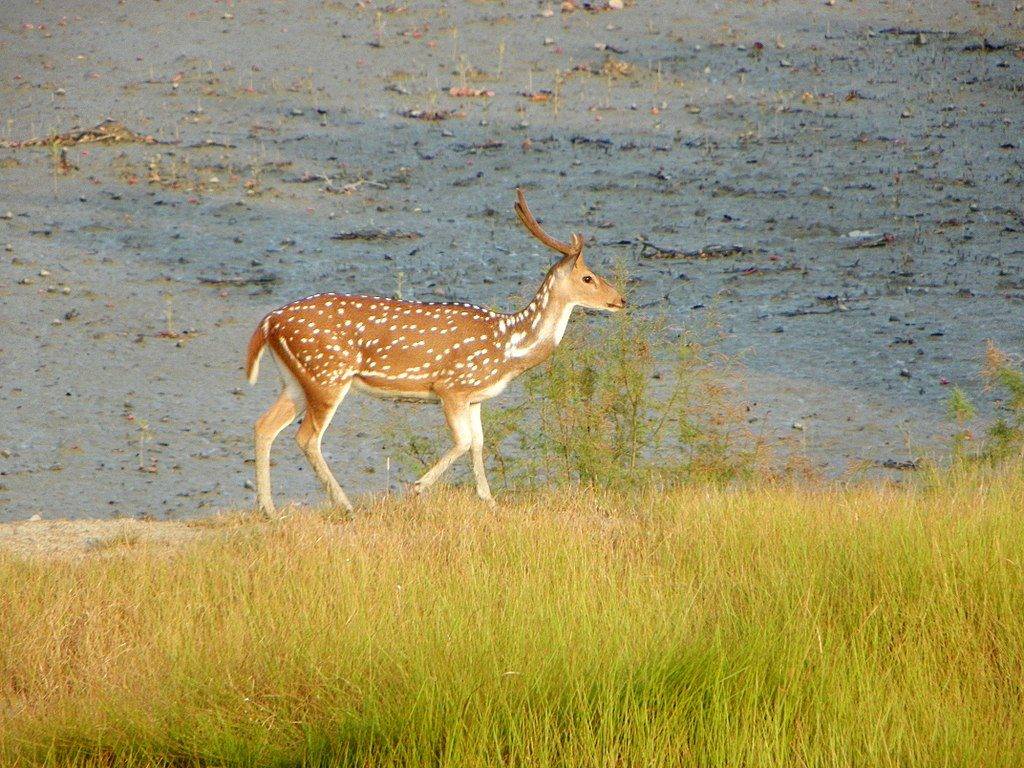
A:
[
  {"xmin": 385, "ymin": 298, "xmax": 767, "ymax": 492},
  {"xmin": 946, "ymin": 342, "xmax": 1024, "ymax": 464}
]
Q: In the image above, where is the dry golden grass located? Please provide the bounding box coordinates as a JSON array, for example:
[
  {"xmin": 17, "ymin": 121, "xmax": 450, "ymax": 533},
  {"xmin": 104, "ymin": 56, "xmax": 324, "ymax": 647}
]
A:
[{"xmin": 2, "ymin": 467, "xmax": 1023, "ymax": 766}]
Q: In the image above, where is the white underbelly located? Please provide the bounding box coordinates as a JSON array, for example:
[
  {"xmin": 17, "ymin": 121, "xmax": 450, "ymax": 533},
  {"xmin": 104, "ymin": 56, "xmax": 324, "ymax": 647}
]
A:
[
  {"xmin": 352, "ymin": 378, "xmax": 439, "ymax": 402},
  {"xmin": 471, "ymin": 376, "xmax": 513, "ymax": 403}
]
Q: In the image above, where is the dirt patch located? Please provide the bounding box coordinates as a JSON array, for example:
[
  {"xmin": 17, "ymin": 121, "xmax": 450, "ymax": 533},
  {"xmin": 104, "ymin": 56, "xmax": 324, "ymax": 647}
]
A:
[{"xmin": 0, "ymin": 518, "xmax": 202, "ymax": 559}]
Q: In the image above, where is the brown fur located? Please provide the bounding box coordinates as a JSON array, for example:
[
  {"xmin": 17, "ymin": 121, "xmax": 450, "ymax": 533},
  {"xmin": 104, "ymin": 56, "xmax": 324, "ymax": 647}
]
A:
[{"xmin": 247, "ymin": 189, "xmax": 625, "ymax": 515}]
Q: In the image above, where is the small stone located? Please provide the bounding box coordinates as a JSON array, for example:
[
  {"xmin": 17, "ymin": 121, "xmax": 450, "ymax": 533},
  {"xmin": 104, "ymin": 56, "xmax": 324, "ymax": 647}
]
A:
[
  {"xmin": 28, "ymin": 514, "xmax": 42, "ymax": 521},
  {"xmin": 914, "ymin": 32, "xmax": 927, "ymax": 45},
  {"xmin": 792, "ymin": 422, "xmax": 805, "ymax": 431},
  {"xmin": 607, "ymin": 0, "xmax": 624, "ymax": 8}
]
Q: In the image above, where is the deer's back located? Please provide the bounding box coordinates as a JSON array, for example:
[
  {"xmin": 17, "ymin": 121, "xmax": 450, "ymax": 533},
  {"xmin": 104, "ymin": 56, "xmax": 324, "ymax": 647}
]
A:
[{"xmin": 261, "ymin": 293, "xmax": 512, "ymax": 397}]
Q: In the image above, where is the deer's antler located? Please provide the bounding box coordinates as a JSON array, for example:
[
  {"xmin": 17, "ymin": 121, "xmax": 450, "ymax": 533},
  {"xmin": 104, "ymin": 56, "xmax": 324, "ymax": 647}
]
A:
[{"xmin": 515, "ymin": 188, "xmax": 584, "ymax": 258}]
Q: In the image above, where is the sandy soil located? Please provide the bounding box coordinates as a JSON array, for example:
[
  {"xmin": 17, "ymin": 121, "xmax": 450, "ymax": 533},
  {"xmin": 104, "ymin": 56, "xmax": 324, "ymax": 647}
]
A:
[
  {"xmin": 0, "ymin": 515, "xmax": 206, "ymax": 558},
  {"xmin": 0, "ymin": 0, "xmax": 1022, "ymax": 522}
]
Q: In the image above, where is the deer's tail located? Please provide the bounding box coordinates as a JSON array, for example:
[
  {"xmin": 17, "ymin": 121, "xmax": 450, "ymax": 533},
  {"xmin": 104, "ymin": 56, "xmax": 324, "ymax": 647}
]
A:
[{"xmin": 245, "ymin": 321, "xmax": 267, "ymax": 385}]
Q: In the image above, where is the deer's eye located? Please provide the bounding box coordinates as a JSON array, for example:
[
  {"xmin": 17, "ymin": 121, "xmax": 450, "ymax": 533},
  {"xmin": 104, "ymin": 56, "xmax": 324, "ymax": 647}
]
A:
[{"xmin": 582, "ymin": 275, "xmax": 593, "ymax": 284}]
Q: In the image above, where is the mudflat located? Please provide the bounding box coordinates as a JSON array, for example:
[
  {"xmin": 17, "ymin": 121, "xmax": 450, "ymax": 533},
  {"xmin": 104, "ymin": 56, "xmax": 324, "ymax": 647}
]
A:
[{"xmin": 1, "ymin": 1, "xmax": 1021, "ymax": 520}]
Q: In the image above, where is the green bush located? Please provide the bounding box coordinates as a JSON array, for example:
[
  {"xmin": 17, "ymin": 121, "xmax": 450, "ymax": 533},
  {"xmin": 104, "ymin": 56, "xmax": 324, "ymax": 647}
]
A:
[
  {"xmin": 386, "ymin": 300, "xmax": 767, "ymax": 491},
  {"xmin": 518, "ymin": 308, "xmax": 763, "ymax": 488},
  {"xmin": 946, "ymin": 342, "xmax": 1024, "ymax": 464}
]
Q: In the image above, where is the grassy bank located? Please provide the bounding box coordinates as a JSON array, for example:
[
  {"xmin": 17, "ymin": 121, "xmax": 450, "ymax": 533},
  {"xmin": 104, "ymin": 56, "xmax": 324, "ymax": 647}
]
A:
[{"xmin": 2, "ymin": 468, "xmax": 1023, "ymax": 767}]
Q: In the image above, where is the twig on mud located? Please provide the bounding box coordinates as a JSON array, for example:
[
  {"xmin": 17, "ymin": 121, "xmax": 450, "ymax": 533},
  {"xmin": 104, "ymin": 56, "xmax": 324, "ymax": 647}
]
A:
[
  {"xmin": 877, "ymin": 27, "xmax": 951, "ymax": 36},
  {"xmin": 842, "ymin": 233, "xmax": 895, "ymax": 249},
  {"xmin": 333, "ymin": 179, "xmax": 389, "ymax": 194},
  {"xmin": 198, "ymin": 273, "xmax": 280, "ymax": 286},
  {"xmin": 634, "ymin": 237, "xmax": 749, "ymax": 260},
  {"xmin": 399, "ymin": 108, "xmax": 457, "ymax": 121},
  {"xmin": 962, "ymin": 39, "xmax": 1009, "ymax": 52},
  {"xmin": 2, "ymin": 119, "xmax": 165, "ymax": 149},
  {"xmin": 186, "ymin": 139, "xmax": 237, "ymax": 149},
  {"xmin": 879, "ymin": 458, "xmax": 920, "ymax": 471},
  {"xmin": 332, "ymin": 228, "xmax": 422, "ymax": 242}
]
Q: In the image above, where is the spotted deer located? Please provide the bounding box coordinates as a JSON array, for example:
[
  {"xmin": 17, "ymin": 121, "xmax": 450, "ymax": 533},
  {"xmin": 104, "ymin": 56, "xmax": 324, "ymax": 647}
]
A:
[{"xmin": 246, "ymin": 188, "xmax": 626, "ymax": 516}]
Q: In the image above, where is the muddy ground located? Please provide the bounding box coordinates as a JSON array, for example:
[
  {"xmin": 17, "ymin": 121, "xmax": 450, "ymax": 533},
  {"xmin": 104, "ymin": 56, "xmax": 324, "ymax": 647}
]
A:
[{"xmin": 0, "ymin": 0, "xmax": 1022, "ymax": 521}]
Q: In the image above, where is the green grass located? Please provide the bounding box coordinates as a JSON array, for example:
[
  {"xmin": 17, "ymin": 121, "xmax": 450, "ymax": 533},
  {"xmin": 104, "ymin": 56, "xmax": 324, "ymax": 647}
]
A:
[{"xmin": 2, "ymin": 467, "xmax": 1023, "ymax": 766}]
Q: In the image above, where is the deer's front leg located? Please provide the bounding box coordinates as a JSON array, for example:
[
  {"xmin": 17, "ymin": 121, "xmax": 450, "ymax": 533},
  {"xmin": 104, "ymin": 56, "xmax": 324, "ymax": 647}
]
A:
[
  {"xmin": 469, "ymin": 402, "xmax": 495, "ymax": 506},
  {"xmin": 412, "ymin": 397, "xmax": 472, "ymax": 495}
]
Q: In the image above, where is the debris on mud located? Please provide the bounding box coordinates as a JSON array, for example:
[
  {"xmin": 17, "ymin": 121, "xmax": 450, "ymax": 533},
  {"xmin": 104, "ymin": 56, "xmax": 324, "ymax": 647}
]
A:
[
  {"xmin": 198, "ymin": 273, "xmax": 280, "ymax": 287},
  {"xmin": 332, "ymin": 229, "xmax": 422, "ymax": 242},
  {"xmin": 2, "ymin": 119, "xmax": 158, "ymax": 149},
  {"xmin": 56, "ymin": 148, "xmax": 76, "ymax": 175},
  {"xmin": 879, "ymin": 458, "xmax": 920, "ymax": 471},
  {"xmin": 570, "ymin": 135, "xmax": 614, "ymax": 148},
  {"xmin": 962, "ymin": 39, "xmax": 1009, "ymax": 53},
  {"xmin": 877, "ymin": 27, "xmax": 949, "ymax": 37},
  {"xmin": 637, "ymin": 237, "xmax": 749, "ymax": 260},
  {"xmin": 842, "ymin": 231, "xmax": 896, "ymax": 249},
  {"xmin": 447, "ymin": 86, "xmax": 494, "ymax": 98},
  {"xmin": 186, "ymin": 139, "xmax": 238, "ymax": 149},
  {"xmin": 399, "ymin": 108, "xmax": 458, "ymax": 121},
  {"xmin": 450, "ymin": 140, "xmax": 505, "ymax": 154}
]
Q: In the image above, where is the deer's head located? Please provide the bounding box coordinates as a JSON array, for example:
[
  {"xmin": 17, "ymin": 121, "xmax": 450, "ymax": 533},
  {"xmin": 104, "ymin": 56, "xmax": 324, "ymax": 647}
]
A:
[{"xmin": 515, "ymin": 188, "xmax": 626, "ymax": 312}]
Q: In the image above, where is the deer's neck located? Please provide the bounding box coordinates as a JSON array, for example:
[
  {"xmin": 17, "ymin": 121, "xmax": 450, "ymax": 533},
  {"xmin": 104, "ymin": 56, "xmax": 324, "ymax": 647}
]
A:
[{"xmin": 502, "ymin": 273, "xmax": 575, "ymax": 368}]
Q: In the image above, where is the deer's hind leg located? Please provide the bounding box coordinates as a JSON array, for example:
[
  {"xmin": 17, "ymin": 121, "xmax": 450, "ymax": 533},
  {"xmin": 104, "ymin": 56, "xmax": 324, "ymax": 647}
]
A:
[
  {"xmin": 295, "ymin": 378, "xmax": 353, "ymax": 512},
  {"xmin": 255, "ymin": 388, "xmax": 303, "ymax": 518}
]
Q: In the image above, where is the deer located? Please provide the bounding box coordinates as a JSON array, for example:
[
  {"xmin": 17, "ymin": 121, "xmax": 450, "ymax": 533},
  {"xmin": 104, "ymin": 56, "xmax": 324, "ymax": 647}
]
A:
[{"xmin": 245, "ymin": 188, "xmax": 626, "ymax": 516}]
